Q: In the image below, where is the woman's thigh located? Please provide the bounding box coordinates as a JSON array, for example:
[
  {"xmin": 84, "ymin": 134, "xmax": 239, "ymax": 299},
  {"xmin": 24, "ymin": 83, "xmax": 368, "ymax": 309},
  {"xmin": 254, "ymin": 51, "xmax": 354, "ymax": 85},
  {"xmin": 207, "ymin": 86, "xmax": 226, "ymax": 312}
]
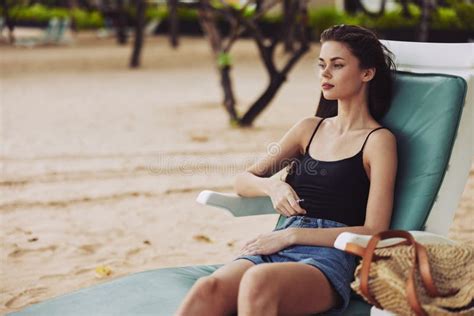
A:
[
  {"xmin": 212, "ymin": 258, "xmax": 255, "ymax": 282},
  {"xmin": 207, "ymin": 259, "xmax": 256, "ymax": 308},
  {"xmin": 243, "ymin": 262, "xmax": 340, "ymax": 316}
]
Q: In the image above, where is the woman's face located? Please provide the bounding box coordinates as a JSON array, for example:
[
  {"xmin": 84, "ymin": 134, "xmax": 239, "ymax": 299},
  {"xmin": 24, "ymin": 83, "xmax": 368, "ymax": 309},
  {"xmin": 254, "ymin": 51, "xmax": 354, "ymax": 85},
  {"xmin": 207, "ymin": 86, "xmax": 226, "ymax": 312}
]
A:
[{"xmin": 317, "ymin": 40, "xmax": 373, "ymax": 101}]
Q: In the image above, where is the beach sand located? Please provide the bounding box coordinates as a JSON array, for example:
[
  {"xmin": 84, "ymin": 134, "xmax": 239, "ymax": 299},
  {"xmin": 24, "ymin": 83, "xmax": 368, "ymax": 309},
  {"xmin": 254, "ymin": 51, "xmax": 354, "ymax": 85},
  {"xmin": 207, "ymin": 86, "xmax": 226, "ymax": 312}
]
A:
[{"xmin": 1, "ymin": 33, "xmax": 472, "ymax": 314}]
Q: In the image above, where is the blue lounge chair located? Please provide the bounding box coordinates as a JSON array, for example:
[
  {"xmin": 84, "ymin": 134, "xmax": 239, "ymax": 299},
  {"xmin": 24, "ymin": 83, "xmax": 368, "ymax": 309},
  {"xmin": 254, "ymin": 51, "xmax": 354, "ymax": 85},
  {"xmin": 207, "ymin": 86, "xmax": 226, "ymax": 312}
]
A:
[
  {"xmin": 9, "ymin": 40, "xmax": 473, "ymax": 316},
  {"xmin": 14, "ymin": 17, "xmax": 72, "ymax": 48}
]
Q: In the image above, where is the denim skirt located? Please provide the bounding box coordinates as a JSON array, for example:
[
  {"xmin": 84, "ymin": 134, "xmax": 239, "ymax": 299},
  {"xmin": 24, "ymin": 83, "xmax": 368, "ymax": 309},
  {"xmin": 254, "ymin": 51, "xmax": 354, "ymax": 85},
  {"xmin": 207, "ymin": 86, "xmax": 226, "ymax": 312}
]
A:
[{"xmin": 234, "ymin": 216, "xmax": 358, "ymax": 315}]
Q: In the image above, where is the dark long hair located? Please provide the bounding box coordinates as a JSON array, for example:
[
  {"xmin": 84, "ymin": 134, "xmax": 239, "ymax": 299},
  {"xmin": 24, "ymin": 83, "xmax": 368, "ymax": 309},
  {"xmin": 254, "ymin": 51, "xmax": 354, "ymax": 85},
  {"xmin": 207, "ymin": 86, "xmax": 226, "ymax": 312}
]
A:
[{"xmin": 315, "ymin": 24, "xmax": 396, "ymax": 121}]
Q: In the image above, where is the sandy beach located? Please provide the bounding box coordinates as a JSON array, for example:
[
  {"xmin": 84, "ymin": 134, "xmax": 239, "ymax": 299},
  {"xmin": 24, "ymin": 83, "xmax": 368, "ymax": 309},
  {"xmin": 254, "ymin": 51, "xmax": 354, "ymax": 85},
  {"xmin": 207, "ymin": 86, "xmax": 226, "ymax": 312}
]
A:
[{"xmin": 0, "ymin": 33, "xmax": 472, "ymax": 314}]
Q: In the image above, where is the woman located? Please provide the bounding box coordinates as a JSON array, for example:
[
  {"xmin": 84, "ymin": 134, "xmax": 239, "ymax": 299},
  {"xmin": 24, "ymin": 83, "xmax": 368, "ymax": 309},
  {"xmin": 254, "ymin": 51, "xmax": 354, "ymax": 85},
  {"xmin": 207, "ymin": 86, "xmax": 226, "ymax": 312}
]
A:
[{"xmin": 175, "ymin": 24, "xmax": 398, "ymax": 316}]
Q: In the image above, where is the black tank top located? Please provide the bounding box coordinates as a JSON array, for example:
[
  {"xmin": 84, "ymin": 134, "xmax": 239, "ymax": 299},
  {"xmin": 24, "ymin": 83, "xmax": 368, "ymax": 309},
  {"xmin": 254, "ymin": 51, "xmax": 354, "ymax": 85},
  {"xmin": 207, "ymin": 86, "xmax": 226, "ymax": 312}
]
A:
[{"xmin": 284, "ymin": 118, "xmax": 387, "ymax": 226}]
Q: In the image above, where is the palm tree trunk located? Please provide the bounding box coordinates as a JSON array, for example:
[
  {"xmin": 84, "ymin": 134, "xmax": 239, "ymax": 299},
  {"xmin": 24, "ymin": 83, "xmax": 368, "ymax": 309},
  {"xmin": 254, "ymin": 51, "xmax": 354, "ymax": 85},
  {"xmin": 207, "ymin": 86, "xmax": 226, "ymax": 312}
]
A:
[
  {"xmin": 418, "ymin": 0, "xmax": 435, "ymax": 42},
  {"xmin": 116, "ymin": 0, "xmax": 128, "ymax": 45},
  {"xmin": 130, "ymin": 0, "xmax": 146, "ymax": 67},
  {"xmin": 1, "ymin": 0, "xmax": 15, "ymax": 44},
  {"xmin": 168, "ymin": 0, "xmax": 179, "ymax": 48}
]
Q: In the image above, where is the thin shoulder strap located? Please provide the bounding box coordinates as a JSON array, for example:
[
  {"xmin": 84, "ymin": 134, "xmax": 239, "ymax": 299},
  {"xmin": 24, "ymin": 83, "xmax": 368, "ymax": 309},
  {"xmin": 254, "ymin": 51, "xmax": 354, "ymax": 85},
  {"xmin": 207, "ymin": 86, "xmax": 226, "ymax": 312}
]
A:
[
  {"xmin": 360, "ymin": 127, "xmax": 387, "ymax": 152},
  {"xmin": 305, "ymin": 118, "xmax": 326, "ymax": 153}
]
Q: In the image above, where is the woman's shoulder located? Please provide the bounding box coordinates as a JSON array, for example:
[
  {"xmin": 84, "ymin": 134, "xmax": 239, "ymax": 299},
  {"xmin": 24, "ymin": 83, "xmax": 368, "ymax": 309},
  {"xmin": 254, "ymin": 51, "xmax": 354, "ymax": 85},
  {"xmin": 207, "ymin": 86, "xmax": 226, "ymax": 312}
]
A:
[
  {"xmin": 364, "ymin": 127, "xmax": 398, "ymax": 157},
  {"xmin": 368, "ymin": 126, "xmax": 396, "ymax": 143},
  {"xmin": 288, "ymin": 116, "xmax": 325, "ymax": 154},
  {"xmin": 292, "ymin": 116, "xmax": 324, "ymax": 131}
]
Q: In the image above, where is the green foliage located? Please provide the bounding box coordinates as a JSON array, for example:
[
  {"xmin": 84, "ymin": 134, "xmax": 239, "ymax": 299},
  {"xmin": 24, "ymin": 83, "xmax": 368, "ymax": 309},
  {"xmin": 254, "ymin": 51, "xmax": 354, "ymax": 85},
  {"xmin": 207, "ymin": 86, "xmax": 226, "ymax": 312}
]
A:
[
  {"xmin": 431, "ymin": 7, "xmax": 463, "ymax": 29},
  {"xmin": 146, "ymin": 6, "xmax": 169, "ymax": 21},
  {"xmin": 451, "ymin": 2, "xmax": 474, "ymax": 30},
  {"xmin": 261, "ymin": 12, "xmax": 283, "ymax": 24},
  {"xmin": 308, "ymin": 6, "xmax": 346, "ymax": 37},
  {"xmin": 209, "ymin": 0, "xmax": 225, "ymax": 10},
  {"xmin": 225, "ymin": 1, "xmax": 245, "ymax": 10},
  {"xmin": 71, "ymin": 9, "xmax": 104, "ymax": 30},
  {"xmin": 7, "ymin": 4, "xmax": 104, "ymax": 29},
  {"xmin": 209, "ymin": 1, "xmax": 246, "ymax": 11},
  {"xmin": 343, "ymin": 12, "xmax": 367, "ymax": 26},
  {"xmin": 9, "ymin": 4, "xmax": 67, "ymax": 22},
  {"xmin": 5, "ymin": 2, "xmax": 473, "ymax": 32},
  {"xmin": 242, "ymin": 6, "xmax": 256, "ymax": 18},
  {"xmin": 307, "ymin": 2, "xmax": 471, "ymax": 32},
  {"xmin": 361, "ymin": 3, "xmax": 420, "ymax": 29},
  {"xmin": 217, "ymin": 52, "xmax": 232, "ymax": 68},
  {"xmin": 176, "ymin": 7, "xmax": 199, "ymax": 22},
  {"xmin": 229, "ymin": 117, "xmax": 240, "ymax": 128}
]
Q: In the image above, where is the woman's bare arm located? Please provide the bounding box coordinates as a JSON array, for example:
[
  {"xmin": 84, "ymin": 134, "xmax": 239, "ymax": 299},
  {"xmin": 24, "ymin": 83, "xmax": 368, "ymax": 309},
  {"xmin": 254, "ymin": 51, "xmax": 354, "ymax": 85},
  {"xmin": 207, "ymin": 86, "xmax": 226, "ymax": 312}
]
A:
[
  {"xmin": 233, "ymin": 117, "xmax": 320, "ymax": 198},
  {"xmin": 360, "ymin": 128, "xmax": 398, "ymax": 233}
]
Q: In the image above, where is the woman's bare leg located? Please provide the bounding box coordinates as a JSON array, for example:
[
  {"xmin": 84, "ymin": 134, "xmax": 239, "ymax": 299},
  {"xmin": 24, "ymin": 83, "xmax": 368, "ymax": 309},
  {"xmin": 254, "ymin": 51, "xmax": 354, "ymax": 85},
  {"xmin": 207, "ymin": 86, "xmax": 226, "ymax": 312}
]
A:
[
  {"xmin": 174, "ymin": 259, "xmax": 255, "ymax": 316},
  {"xmin": 238, "ymin": 262, "xmax": 341, "ymax": 316}
]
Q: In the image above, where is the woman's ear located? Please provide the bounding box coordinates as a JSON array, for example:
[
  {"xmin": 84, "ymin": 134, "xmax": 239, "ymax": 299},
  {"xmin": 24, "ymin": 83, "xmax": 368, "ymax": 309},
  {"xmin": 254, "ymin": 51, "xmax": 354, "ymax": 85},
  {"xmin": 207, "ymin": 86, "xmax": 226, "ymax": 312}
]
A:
[{"xmin": 362, "ymin": 68, "xmax": 376, "ymax": 82}]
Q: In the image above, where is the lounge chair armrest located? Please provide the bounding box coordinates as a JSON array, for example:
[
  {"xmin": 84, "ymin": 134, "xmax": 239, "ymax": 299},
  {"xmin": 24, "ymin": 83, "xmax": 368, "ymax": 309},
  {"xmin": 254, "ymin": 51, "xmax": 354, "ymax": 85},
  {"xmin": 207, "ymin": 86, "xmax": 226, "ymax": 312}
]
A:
[
  {"xmin": 196, "ymin": 190, "xmax": 277, "ymax": 217},
  {"xmin": 334, "ymin": 230, "xmax": 456, "ymax": 251}
]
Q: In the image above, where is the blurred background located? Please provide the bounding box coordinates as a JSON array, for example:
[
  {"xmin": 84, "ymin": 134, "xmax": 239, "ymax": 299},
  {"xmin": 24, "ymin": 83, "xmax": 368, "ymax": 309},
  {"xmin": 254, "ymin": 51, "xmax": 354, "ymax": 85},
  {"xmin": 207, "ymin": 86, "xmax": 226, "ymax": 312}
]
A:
[{"xmin": 1, "ymin": 0, "xmax": 472, "ymax": 314}]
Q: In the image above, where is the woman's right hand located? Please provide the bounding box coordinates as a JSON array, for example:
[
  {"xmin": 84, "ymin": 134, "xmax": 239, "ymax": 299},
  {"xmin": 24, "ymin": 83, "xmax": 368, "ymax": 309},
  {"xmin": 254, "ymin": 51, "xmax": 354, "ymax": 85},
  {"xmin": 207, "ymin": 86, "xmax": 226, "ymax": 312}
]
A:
[{"xmin": 266, "ymin": 179, "xmax": 307, "ymax": 217}]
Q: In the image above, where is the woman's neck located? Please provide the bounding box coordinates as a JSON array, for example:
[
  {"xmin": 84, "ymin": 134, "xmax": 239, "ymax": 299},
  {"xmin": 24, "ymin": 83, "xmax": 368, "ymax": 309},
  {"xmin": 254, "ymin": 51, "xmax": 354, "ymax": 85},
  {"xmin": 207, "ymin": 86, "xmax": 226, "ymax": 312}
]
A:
[{"xmin": 333, "ymin": 98, "xmax": 373, "ymax": 134}]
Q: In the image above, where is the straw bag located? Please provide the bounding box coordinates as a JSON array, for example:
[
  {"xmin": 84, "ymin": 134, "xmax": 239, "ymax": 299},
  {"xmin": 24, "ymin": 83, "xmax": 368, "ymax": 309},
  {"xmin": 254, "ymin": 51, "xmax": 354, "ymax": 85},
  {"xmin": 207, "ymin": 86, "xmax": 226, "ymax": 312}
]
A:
[{"xmin": 344, "ymin": 230, "xmax": 474, "ymax": 316}]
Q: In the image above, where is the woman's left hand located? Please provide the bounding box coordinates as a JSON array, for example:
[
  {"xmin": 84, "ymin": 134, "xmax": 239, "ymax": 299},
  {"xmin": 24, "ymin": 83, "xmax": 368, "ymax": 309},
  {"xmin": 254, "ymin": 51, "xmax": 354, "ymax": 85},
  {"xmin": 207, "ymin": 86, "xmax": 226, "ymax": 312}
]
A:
[{"xmin": 239, "ymin": 229, "xmax": 294, "ymax": 256}]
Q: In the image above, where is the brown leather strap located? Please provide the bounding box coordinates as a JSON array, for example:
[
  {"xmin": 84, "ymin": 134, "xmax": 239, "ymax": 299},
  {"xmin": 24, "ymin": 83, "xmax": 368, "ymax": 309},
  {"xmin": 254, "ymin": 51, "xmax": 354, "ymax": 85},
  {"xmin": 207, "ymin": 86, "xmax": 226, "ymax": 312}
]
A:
[
  {"xmin": 415, "ymin": 241, "xmax": 436, "ymax": 295},
  {"xmin": 413, "ymin": 240, "xmax": 460, "ymax": 298},
  {"xmin": 357, "ymin": 231, "xmax": 423, "ymax": 313},
  {"xmin": 407, "ymin": 263, "xmax": 428, "ymax": 316},
  {"xmin": 345, "ymin": 243, "xmax": 367, "ymax": 257}
]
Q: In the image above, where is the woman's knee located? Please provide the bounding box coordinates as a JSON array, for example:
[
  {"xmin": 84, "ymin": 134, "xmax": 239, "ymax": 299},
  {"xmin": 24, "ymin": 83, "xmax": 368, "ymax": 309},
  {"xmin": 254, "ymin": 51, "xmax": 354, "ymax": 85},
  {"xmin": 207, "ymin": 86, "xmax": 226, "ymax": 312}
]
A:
[
  {"xmin": 193, "ymin": 275, "xmax": 221, "ymax": 298},
  {"xmin": 177, "ymin": 275, "xmax": 233, "ymax": 315},
  {"xmin": 239, "ymin": 265, "xmax": 278, "ymax": 305}
]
